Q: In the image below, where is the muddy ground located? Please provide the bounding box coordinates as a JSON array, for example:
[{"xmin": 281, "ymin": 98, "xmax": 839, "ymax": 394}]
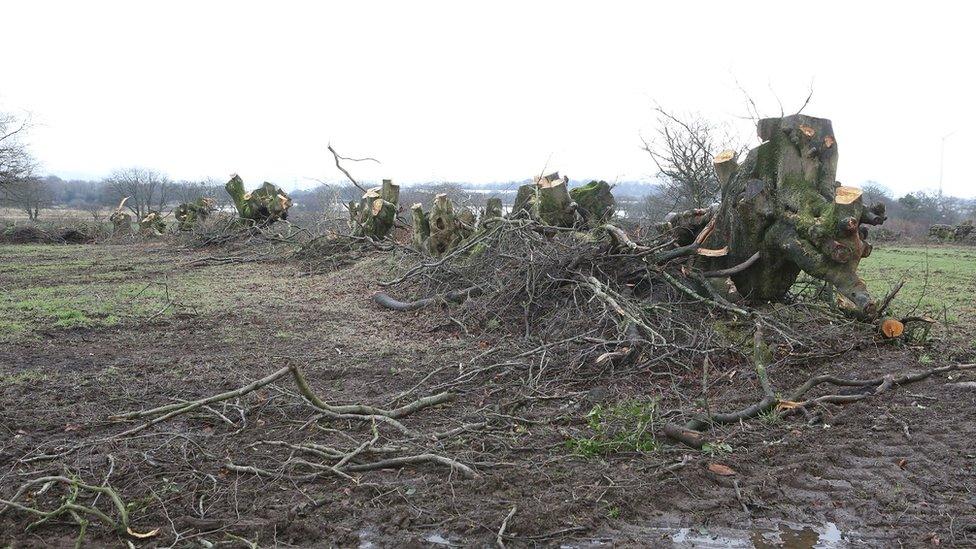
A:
[{"xmin": 1, "ymin": 241, "xmax": 974, "ymax": 548}]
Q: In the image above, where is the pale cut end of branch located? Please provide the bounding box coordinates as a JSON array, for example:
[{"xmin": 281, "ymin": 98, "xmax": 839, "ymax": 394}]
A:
[
  {"xmin": 696, "ymin": 246, "xmax": 728, "ymax": 257},
  {"xmin": 713, "ymin": 150, "xmax": 739, "ymax": 187},
  {"xmin": 880, "ymin": 318, "xmax": 905, "ymax": 339},
  {"xmin": 835, "ymin": 186, "xmax": 863, "ymax": 205}
]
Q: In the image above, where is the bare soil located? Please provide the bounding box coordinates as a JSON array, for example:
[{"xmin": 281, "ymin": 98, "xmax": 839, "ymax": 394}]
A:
[{"xmin": 1, "ymin": 242, "xmax": 974, "ymax": 548}]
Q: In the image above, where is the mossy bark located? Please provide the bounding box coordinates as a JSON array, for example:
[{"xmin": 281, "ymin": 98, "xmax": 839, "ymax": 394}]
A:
[
  {"xmin": 699, "ymin": 115, "xmax": 885, "ymax": 317},
  {"xmin": 350, "ymin": 179, "xmax": 399, "ymax": 239},
  {"xmin": 569, "ymin": 180, "xmax": 616, "ymax": 226},
  {"xmin": 512, "ymin": 172, "xmax": 579, "ymax": 227},
  {"xmin": 480, "ymin": 197, "xmax": 503, "ymax": 228},
  {"xmin": 411, "ymin": 203, "xmax": 430, "ymax": 249},
  {"xmin": 138, "ymin": 211, "xmax": 166, "ymax": 236},
  {"xmin": 174, "ymin": 197, "xmax": 217, "ymax": 231},
  {"xmin": 225, "ymin": 175, "xmax": 293, "ymax": 225}
]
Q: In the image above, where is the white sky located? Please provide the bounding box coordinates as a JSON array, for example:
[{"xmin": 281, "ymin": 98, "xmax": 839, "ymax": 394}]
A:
[{"xmin": 3, "ymin": 1, "xmax": 974, "ymax": 197}]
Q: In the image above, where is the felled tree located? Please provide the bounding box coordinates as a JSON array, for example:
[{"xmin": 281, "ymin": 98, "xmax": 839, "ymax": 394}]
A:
[
  {"xmin": 570, "ymin": 180, "xmax": 616, "ymax": 226},
  {"xmin": 225, "ymin": 175, "xmax": 292, "ymax": 225},
  {"xmin": 697, "ymin": 114, "xmax": 887, "ymax": 317},
  {"xmin": 174, "ymin": 197, "xmax": 217, "ymax": 231},
  {"xmin": 349, "ymin": 179, "xmax": 399, "ymax": 239}
]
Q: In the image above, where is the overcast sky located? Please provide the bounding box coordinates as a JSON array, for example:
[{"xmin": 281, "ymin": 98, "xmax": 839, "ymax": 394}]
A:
[{"xmin": 3, "ymin": 1, "xmax": 974, "ymax": 197}]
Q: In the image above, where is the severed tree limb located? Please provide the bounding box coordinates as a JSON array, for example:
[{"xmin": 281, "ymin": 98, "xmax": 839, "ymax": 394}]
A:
[
  {"xmin": 112, "ymin": 364, "xmax": 455, "ymax": 437},
  {"xmin": 583, "ymin": 276, "xmax": 665, "ymax": 345},
  {"xmin": 660, "ymin": 270, "xmax": 751, "ymax": 317},
  {"xmin": 668, "ymin": 362, "xmax": 976, "ymax": 448},
  {"xmin": 327, "ymin": 144, "xmax": 376, "ymax": 194},
  {"xmin": 701, "ymin": 252, "xmax": 760, "ymax": 278},
  {"xmin": 373, "ymin": 286, "xmax": 482, "ymax": 312},
  {"xmin": 341, "ymin": 453, "xmax": 476, "ymax": 478},
  {"xmin": 496, "ymin": 505, "xmax": 518, "ymax": 549},
  {"xmin": 0, "ymin": 476, "xmax": 157, "ymax": 539},
  {"xmin": 600, "ymin": 224, "xmax": 650, "ymax": 253},
  {"xmin": 111, "ymin": 366, "xmax": 294, "ymax": 437}
]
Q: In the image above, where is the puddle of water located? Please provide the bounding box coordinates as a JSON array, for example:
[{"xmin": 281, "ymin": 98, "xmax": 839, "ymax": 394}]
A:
[{"xmin": 564, "ymin": 520, "xmax": 850, "ymax": 548}]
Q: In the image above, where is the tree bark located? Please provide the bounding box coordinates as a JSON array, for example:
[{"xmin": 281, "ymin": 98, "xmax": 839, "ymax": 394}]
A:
[
  {"xmin": 226, "ymin": 175, "xmax": 293, "ymax": 225},
  {"xmin": 350, "ymin": 179, "xmax": 399, "ymax": 239},
  {"xmin": 697, "ymin": 115, "xmax": 885, "ymax": 317},
  {"xmin": 569, "ymin": 180, "xmax": 616, "ymax": 226}
]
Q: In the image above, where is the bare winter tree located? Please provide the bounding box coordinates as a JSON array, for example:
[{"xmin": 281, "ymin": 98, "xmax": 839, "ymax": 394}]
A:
[
  {"xmin": 0, "ymin": 110, "xmax": 35, "ymax": 194},
  {"xmin": 105, "ymin": 168, "xmax": 171, "ymax": 219},
  {"xmin": 2, "ymin": 176, "xmax": 51, "ymax": 220},
  {"xmin": 641, "ymin": 107, "xmax": 740, "ymax": 211}
]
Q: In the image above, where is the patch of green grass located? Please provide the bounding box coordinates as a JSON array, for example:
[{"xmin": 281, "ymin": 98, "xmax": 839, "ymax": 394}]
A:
[
  {"xmin": 0, "ymin": 245, "xmax": 225, "ymax": 340},
  {"xmin": 567, "ymin": 399, "xmax": 660, "ymax": 457},
  {"xmin": 701, "ymin": 441, "xmax": 733, "ymax": 457},
  {"xmin": 1, "ymin": 369, "xmax": 48, "ymax": 384},
  {"xmin": 858, "ymin": 245, "xmax": 976, "ymax": 323}
]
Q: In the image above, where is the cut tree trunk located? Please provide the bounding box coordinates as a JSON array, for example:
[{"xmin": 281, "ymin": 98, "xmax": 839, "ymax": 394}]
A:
[
  {"xmin": 411, "ymin": 203, "xmax": 430, "ymax": 249},
  {"xmin": 512, "ymin": 172, "xmax": 579, "ymax": 227},
  {"xmin": 570, "ymin": 180, "xmax": 616, "ymax": 226},
  {"xmin": 350, "ymin": 179, "xmax": 399, "ymax": 239},
  {"xmin": 109, "ymin": 197, "xmax": 132, "ymax": 236},
  {"xmin": 174, "ymin": 197, "xmax": 217, "ymax": 231},
  {"xmin": 696, "ymin": 115, "xmax": 886, "ymax": 318},
  {"xmin": 480, "ymin": 197, "xmax": 503, "ymax": 228},
  {"xmin": 226, "ymin": 175, "xmax": 293, "ymax": 225},
  {"xmin": 427, "ymin": 193, "xmax": 460, "ymax": 256}
]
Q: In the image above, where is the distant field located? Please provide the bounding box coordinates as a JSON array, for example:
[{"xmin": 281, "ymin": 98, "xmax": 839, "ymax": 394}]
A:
[
  {"xmin": 0, "ymin": 207, "xmax": 109, "ymax": 222},
  {"xmin": 859, "ymin": 244, "xmax": 976, "ymax": 329}
]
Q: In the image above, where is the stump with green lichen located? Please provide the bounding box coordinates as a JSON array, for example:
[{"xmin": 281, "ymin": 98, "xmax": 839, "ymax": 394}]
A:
[
  {"xmin": 480, "ymin": 197, "xmax": 503, "ymax": 228},
  {"xmin": 426, "ymin": 193, "xmax": 462, "ymax": 256},
  {"xmin": 225, "ymin": 175, "xmax": 293, "ymax": 225},
  {"xmin": 174, "ymin": 197, "xmax": 217, "ymax": 231},
  {"xmin": 513, "ymin": 173, "xmax": 615, "ymax": 228},
  {"xmin": 349, "ymin": 179, "xmax": 399, "ymax": 239},
  {"xmin": 697, "ymin": 114, "xmax": 887, "ymax": 317},
  {"xmin": 138, "ymin": 210, "xmax": 166, "ymax": 236},
  {"xmin": 513, "ymin": 172, "xmax": 578, "ymax": 227},
  {"xmin": 410, "ymin": 202, "xmax": 430, "ymax": 249},
  {"xmin": 570, "ymin": 180, "xmax": 616, "ymax": 226}
]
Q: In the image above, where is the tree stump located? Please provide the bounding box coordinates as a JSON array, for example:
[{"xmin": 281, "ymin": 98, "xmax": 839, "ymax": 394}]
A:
[
  {"xmin": 410, "ymin": 203, "xmax": 430, "ymax": 250},
  {"xmin": 109, "ymin": 197, "xmax": 132, "ymax": 236},
  {"xmin": 350, "ymin": 179, "xmax": 399, "ymax": 239},
  {"xmin": 138, "ymin": 210, "xmax": 166, "ymax": 236},
  {"xmin": 174, "ymin": 197, "xmax": 217, "ymax": 231},
  {"xmin": 513, "ymin": 172, "xmax": 579, "ymax": 227},
  {"xmin": 225, "ymin": 175, "xmax": 293, "ymax": 225},
  {"xmin": 480, "ymin": 197, "xmax": 503, "ymax": 229},
  {"xmin": 698, "ymin": 115, "xmax": 887, "ymax": 317},
  {"xmin": 426, "ymin": 193, "xmax": 460, "ymax": 256},
  {"xmin": 570, "ymin": 180, "xmax": 616, "ymax": 226}
]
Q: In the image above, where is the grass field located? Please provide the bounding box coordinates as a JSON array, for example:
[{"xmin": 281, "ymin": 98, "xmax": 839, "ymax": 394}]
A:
[{"xmin": 859, "ymin": 245, "xmax": 976, "ymax": 330}]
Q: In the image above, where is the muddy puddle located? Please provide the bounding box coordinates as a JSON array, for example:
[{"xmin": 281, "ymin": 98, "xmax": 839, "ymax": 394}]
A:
[
  {"xmin": 571, "ymin": 520, "xmax": 851, "ymax": 548},
  {"xmin": 358, "ymin": 520, "xmax": 854, "ymax": 547}
]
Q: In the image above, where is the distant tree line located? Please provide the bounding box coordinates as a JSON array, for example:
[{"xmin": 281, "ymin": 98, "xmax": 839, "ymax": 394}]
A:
[{"xmin": 2, "ymin": 106, "xmax": 973, "ymax": 236}]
